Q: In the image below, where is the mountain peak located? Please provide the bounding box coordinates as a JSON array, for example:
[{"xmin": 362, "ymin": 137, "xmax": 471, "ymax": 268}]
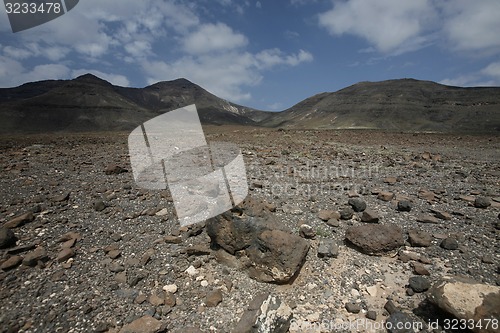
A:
[{"xmin": 74, "ymin": 73, "xmax": 112, "ymax": 86}]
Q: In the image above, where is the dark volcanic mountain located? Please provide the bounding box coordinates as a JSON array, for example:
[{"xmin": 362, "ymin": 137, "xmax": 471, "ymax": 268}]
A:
[
  {"xmin": 267, "ymin": 79, "xmax": 500, "ymax": 133},
  {"xmin": 0, "ymin": 74, "xmax": 268, "ymax": 133},
  {"xmin": 1, "ymin": 76, "xmax": 499, "ymax": 134}
]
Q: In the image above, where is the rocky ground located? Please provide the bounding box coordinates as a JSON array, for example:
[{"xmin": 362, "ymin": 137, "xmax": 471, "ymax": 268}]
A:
[{"xmin": 0, "ymin": 127, "xmax": 499, "ymax": 333}]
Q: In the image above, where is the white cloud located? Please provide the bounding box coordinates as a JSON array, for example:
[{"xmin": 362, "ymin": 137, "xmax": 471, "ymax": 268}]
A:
[
  {"xmin": 0, "ymin": 56, "xmax": 71, "ymax": 86},
  {"xmin": 440, "ymin": 61, "xmax": 500, "ymax": 87},
  {"xmin": 0, "ymin": 0, "xmax": 314, "ymax": 104},
  {"xmin": 255, "ymin": 49, "xmax": 313, "ymax": 68},
  {"xmin": 318, "ymin": 0, "xmax": 436, "ymax": 54},
  {"xmin": 183, "ymin": 23, "xmax": 248, "ymax": 54},
  {"xmin": 142, "ymin": 48, "xmax": 313, "ymax": 102},
  {"xmin": 441, "ymin": 0, "xmax": 500, "ymax": 54},
  {"xmin": 481, "ymin": 62, "xmax": 500, "ymax": 79}
]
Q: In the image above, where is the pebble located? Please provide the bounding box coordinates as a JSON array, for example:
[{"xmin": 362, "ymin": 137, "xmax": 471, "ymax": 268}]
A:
[
  {"xmin": 162, "ymin": 284, "xmax": 178, "ymax": 294},
  {"xmin": 440, "ymin": 237, "xmax": 459, "ymax": 250},
  {"xmin": 205, "ymin": 289, "xmax": 223, "ymax": 307},
  {"xmin": 408, "ymin": 276, "xmax": 430, "ymax": 293}
]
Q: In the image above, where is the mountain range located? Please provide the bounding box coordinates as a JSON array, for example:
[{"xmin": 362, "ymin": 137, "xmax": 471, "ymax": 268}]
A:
[{"xmin": 0, "ymin": 74, "xmax": 499, "ymax": 134}]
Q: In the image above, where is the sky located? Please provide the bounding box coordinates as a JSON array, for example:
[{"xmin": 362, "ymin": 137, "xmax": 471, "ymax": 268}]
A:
[{"xmin": 0, "ymin": 0, "xmax": 499, "ymax": 111}]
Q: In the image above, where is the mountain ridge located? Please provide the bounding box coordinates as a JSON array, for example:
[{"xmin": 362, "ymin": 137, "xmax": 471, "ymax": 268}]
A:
[{"xmin": 0, "ymin": 74, "xmax": 499, "ymax": 133}]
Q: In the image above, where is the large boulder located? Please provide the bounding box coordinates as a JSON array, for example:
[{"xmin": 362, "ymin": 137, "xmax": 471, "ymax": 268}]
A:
[
  {"xmin": 207, "ymin": 198, "xmax": 309, "ymax": 283},
  {"xmin": 345, "ymin": 224, "xmax": 404, "ymax": 255},
  {"xmin": 428, "ymin": 276, "xmax": 500, "ymax": 333}
]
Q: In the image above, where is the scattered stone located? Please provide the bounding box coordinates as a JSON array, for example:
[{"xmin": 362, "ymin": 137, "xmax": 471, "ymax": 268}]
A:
[
  {"xmin": 440, "ymin": 237, "xmax": 459, "ymax": 250},
  {"xmin": 346, "ymin": 224, "xmax": 404, "ymax": 255},
  {"xmin": 384, "ymin": 177, "xmax": 398, "ymax": 184},
  {"xmin": 361, "ymin": 209, "xmax": 379, "ymax": 223},
  {"xmin": 318, "ymin": 210, "xmax": 340, "ymax": 221},
  {"xmin": 149, "ymin": 293, "xmax": 164, "ymax": 306},
  {"xmin": 52, "ymin": 191, "xmax": 70, "ymax": 202},
  {"xmin": 118, "ymin": 315, "xmax": 163, "ymax": 333},
  {"xmin": 474, "ymin": 196, "xmax": 491, "ymax": 208},
  {"xmin": 108, "ymin": 250, "xmax": 122, "ymax": 259},
  {"xmin": 22, "ymin": 247, "xmax": 48, "ymax": 266},
  {"xmin": 57, "ymin": 248, "xmax": 75, "ymax": 262},
  {"xmin": 377, "ymin": 191, "xmax": 394, "ymax": 201},
  {"xmin": 431, "ymin": 209, "xmax": 452, "ymax": 220},
  {"xmin": 339, "ymin": 206, "xmax": 354, "ymax": 220},
  {"xmin": 162, "ymin": 284, "xmax": 178, "ymax": 294},
  {"xmin": 416, "ymin": 214, "xmax": 440, "ymax": 224},
  {"xmin": 428, "ymin": 277, "xmax": 500, "ymax": 333},
  {"xmin": 299, "ymin": 224, "xmax": 316, "ymax": 239},
  {"xmin": 325, "ymin": 218, "xmax": 340, "ymax": 227},
  {"xmin": 109, "ymin": 262, "xmax": 125, "ymax": 273},
  {"xmin": 185, "ymin": 265, "xmax": 199, "ymax": 276},
  {"xmin": 386, "ymin": 311, "xmax": 416, "ymax": 333},
  {"xmin": 105, "ymin": 164, "xmax": 127, "ymax": 175},
  {"xmin": 384, "ymin": 300, "xmax": 398, "ymax": 315},
  {"xmin": 205, "ymin": 289, "xmax": 223, "ymax": 307},
  {"xmin": 6, "ymin": 243, "xmax": 36, "ymax": 255},
  {"xmin": 163, "ymin": 235, "xmax": 182, "ymax": 244},
  {"xmin": 482, "ymin": 254, "xmax": 495, "ymax": 264},
  {"xmin": 155, "ymin": 208, "xmax": 169, "ymax": 216},
  {"xmin": 408, "ymin": 229, "xmax": 432, "ymax": 247},
  {"xmin": 1, "ymin": 255, "xmax": 23, "ymax": 270},
  {"xmin": 317, "ymin": 240, "xmax": 339, "ymax": 258},
  {"xmin": 397, "ymin": 200, "xmax": 412, "ymax": 212},
  {"xmin": 348, "ymin": 198, "xmax": 366, "ymax": 212},
  {"xmin": 93, "ymin": 200, "xmax": 107, "ymax": 212},
  {"xmin": 185, "ymin": 244, "xmax": 211, "ymax": 256},
  {"xmin": 0, "ymin": 227, "xmax": 17, "ymax": 248},
  {"xmin": 418, "ymin": 189, "xmax": 435, "ymax": 202},
  {"xmin": 411, "ymin": 262, "xmax": 430, "ymax": 276},
  {"xmin": 3, "ymin": 211, "xmax": 34, "ymax": 229},
  {"xmin": 345, "ymin": 302, "xmax": 361, "ymax": 313},
  {"xmin": 366, "ymin": 310, "xmax": 377, "ymax": 320},
  {"xmin": 408, "ymin": 276, "xmax": 430, "ymax": 293},
  {"xmin": 282, "ymin": 204, "xmax": 303, "ymax": 215},
  {"xmin": 233, "ymin": 293, "xmax": 292, "ymax": 333},
  {"xmin": 164, "ymin": 292, "xmax": 176, "ymax": 307}
]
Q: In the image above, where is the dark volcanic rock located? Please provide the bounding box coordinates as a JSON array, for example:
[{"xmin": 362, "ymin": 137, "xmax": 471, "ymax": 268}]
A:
[
  {"xmin": 408, "ymin": 276, "xmax": 430, "ymax": 293},
  {"xmin": 22, "ymin": 247, "xmax": 48, "ymax": 266},
  {"xmin": 361, "ymin": 209, "xmax": 379, "ymax": 223},
  {"xmin": 348, "ymin": 198, "xmax": 366, "ymax": 212},
  {"xmin": 386, "ymin": 311, "xmax": 416, "ymax": 333},
  {"xmin": 207, "ymin": 210, "xmax": 309, "ymax": 283},
  {"xmin": 0, "ymin": 227, "xmax": 17, "ymax": 248},
  {"xmin": 408, "ymin": 229, "xmax": 432, "ymax": 247},
  {"xmin": 105, "ymin": 164, "xmax": 127, "ymax": 175},
  {"xmin": 440, "ymin": 237, "xmax": 459, "ymax": 250},
  {"xmin": 345, "ymin": 224, "xmax": 404, "ymax": 255},
  {"xmin": 3, "ymin": 211, "xmax": 35, "ymax": 229},
  {"xmin": 397, "ymin": 200, "xmax": 412, "ymax": 212},
  {"xmin": 317, "ymin": 240, "xmax": 339, "ymax": 258},
  {"xmin": 339, "ymin": 206, "xmax": 354, "ymax": 220},
  {"xmin": 118, "ymin": 315, "xmax": 163, "ymax": 333},
  {"xmin": 345, "ymin": 302, "xmax": 361, "ymax": 313},
  {"xmin": 474, "ymin": 196, "xmax": 491, "ymax": 208},
  {"xmin": 205, "ymin": 289, "xmax": 223, "ymax": 307}
]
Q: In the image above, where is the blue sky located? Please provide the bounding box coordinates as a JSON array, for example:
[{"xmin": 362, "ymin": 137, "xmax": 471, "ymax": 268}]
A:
[{"xmin": 1, "ymin": 0, "xmax": 499, "ymax": 111}]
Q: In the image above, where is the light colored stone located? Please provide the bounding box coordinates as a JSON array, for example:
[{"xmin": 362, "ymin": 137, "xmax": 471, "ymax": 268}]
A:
[{"xmin": 162, "ymin": 284, "xmax": 178, "ymax": 294}]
